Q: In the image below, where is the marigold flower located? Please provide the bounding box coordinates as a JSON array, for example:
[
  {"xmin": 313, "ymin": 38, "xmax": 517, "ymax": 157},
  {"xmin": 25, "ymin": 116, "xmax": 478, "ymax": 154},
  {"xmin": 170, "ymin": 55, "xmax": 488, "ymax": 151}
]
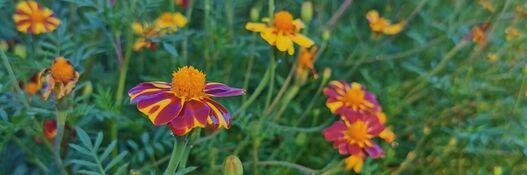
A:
[
  {"xmin": 295, "ymin": 46, "xmax": 318, "ymax": 84},
  {"xmin": 470, "ymin": 24, "xmax": 489, "ymax": 45},
  {"xmin": 12, "ymin": 0, "xmax": 61, "ymax": 35},
  {"xmin": 132, "ymin": 22, "xmax": 160, "ymax": 51},
  {"xmin": 128, "ymin": 66, "xmax": 244, "ymax": 136},
  {"xmin": 155, "ymin": 12, "xmax": 188, "ymax": 34},
  {"xmin": 366, "ymin": 10, "xmax": 405, "ymax": 35},
  {"xmin": 43, "ymin": 119, "xmax": 57, "ymax": 142},
  {"xmin": 487, "ymin": 53, "xmax": 498, "ymax": 62},
  {"xmin": 176, "ymin": 0, "xmax": 189, "ymax": 8},
  {"xmin": 323, "ymin": 114, "xmax": 385, "ymax": 158},
  {"xmin": 505, "ymin": 27, "xmax": 520, "ymax": 41},
  {"xmin": 22, "ymin": 70, "xmax": 44, "ymax": 97},
  {"xmin": 344, "ymin": 155, "xmax": 364, "ymax": 173},
  {"xmin": 323, "ymin": 81, "xmax": 380, "ymax": 116},
  {"xmin": 245, "ymin": 11, "xmax": 315, "ymax": 55},
  {"xmin": 43, "ymin": 57, "xmax": 80, "ymax": 100}
]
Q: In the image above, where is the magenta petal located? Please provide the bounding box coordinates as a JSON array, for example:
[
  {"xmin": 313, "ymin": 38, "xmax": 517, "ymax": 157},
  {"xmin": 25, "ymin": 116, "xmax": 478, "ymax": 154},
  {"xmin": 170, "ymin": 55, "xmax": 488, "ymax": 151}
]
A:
[
  {"xmin": 365, "ymin": 142, "xmax": 384, "ymax": 159},
  {"xmin": 168, "ymin": 100, "xmax": 210, "ymax": 136},
  {"xmin": 203, "ymin": 98, "xmax": 231, "ymax": 128},
  {"xmin": 153, "ymin": 97, "xmax": 184, "ymax": 125},
  {"xmin": 204, "ymin": 82, "xmax": 244, "ymax": 97}
]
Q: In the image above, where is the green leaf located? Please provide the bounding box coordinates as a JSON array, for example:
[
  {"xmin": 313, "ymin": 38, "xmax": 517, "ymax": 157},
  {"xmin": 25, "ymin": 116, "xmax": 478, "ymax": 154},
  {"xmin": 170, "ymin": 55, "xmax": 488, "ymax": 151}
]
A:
[
  {"xmin": 176, "ymin": 166, "xmax": 198, "ymax": 175},
  {"xmin": 76, "ymin": 128, "xmax": 94, "ymax": 149},
  {"xmin": 71, "ymin": 160, "xmax": 98, "ymax": 168},
  {"xmin": 104, "ymin": 151, "xmax": 128, "ymax": 171},
  {"xmin": 93, "ymin": 132, "xmax": 104, "ymax": 151},
  {"xmin": 163, "ymin": 42, "xmax": 179, "ymax": 57},
  {"xmin": 69, "ymin": 143, "xmax": 92, "ymax": 156},
  {"xmin": 99, "ymin": 140, "xmax": 116, "ymax": 161}
]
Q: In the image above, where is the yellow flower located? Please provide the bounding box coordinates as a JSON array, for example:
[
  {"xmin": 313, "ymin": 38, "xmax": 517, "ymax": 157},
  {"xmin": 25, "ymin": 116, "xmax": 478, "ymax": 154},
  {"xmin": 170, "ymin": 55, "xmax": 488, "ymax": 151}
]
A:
[
  {"xmin": 478, "ymin": 0, "xmax": 495, "ymax": 12},
  {"xmin": 43, "ymin": 57, "xmax": 80, "ymax": 100},
  {"xmin": 487, "ymin": 53, "xmax": 498, "ymax": 62},
  {"xmin": 505, "ymin": 27, "xmax": 520, "ymax": 41},
  {"xmin": 155, "ymin": 12, "xmax": 188, "ymax": 34},
  {"xmin": 245, "ymin": 11, "xmax": 315, "ymax": 55},
  {"xmin": 366, "ymin": 10, "xmax": 405, "ymax": 35},
  {"xmin": 295, "ymin": 46, "xmax": 318, "ymax": 85},
  {"xmin": 132, "ymin": 22, "xmax": 160, "ymax": 51},
  {"xmin": 13, "ymin": 1, "xmax": 61, "ymax": 35}
]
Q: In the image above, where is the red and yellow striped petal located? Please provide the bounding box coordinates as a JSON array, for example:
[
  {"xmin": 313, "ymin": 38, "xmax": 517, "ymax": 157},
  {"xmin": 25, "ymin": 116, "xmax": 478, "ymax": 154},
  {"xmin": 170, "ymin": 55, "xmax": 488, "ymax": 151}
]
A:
[
  {"xmin": 13, "ymin": 1, "xmax": 60, "ymax": 34},
  {"xmin": 203, "ymin": 98, "xmax": 231, "ymax": 129},
  {"xmin": 168, "ymin": 100, "xmax": 210, "ymax": 136},
  {"xmin": 204, "ymin": 82, "xmax": 245, "ymax": 97}
]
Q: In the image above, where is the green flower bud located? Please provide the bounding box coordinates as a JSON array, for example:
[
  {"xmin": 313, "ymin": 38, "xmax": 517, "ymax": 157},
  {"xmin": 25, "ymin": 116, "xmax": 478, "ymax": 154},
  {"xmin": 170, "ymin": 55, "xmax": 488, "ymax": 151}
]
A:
[
  {"xmin": 250, "ymin": 7, "xmax": 260, "ymax": 22},
  {"xmin": 14, "ymin": 44, "xmax": 27, "ymax": 59},
  {"xmin": 322, "ymin": 30, "xmax": 331, "ymax": 41},
  {"xmin": 301, "ymin": 1, "xmax": 313, "ymax": 23},
  {"xmin": 224, "ymin": 155, "xmax": 243, "ymax": 175}
]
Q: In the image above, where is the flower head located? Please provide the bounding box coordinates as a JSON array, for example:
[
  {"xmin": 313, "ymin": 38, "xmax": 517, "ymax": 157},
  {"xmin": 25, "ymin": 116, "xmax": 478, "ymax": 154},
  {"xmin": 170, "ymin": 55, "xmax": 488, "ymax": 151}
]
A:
[
  {"xmin": 323, "ymin": 114, "xmax": 385, "ymax": 158},
  {"xmin": 43, "ymin": 57, "xmax": 80, "ymax": 100},
  {"xmin": 323, "ymin": 81, "xmax": 381, "ymax": 116},
  {"xmin": 344, "ymin": 155, "xmax": 364, "ymax": 173},
  {"xmin": 295, "ymin": 46, "xmax": 318, "ymax": 85},
  {"xmin": 245, "ymin": 11, "xmax": 315, "ymax": 55},
  {"xmin": 505, "ymin": 27, "xmax": 520, "ymax": 41},
  {"xmin": 366, "ymin": 10, "xmax": 405, "ymax": 35},
  {"xmin": 132, "ymin": 22, "xmax": 160, "ymax": 51},
  {"xmin": 128, "ymin": 66, "xmax": 244, "ymax": 136},
  {"xmin": 176, "ymin": 0, "xmax": 189, "ymax": 8},
  {"xmin": 22, "ymin": 70, "xmax": 44, "ymax": 97},
  {"xmin": 43, "ymin": 119, "xmax": 57, "ymax": 142},
  {"xmin": 13, "ymin": 0, "xmax": 61, "ymax": 35},
  {"xmin": 470, "ymin": 24, "xmax": 490, "ymax": 45},
  {"xmin": 155, "ymin": 12, "xmax": 188, "ymax": 34}
]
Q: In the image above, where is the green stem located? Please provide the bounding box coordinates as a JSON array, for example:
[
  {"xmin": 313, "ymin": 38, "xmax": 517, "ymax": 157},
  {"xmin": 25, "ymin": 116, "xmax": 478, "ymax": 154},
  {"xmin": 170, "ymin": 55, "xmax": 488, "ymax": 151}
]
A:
[
  {"xmin": 265, "ymin": 51, "xmax": 276, "ymax": 109},
  {"xmin": 53, "ymin": 105, "xmax": 68, "ymax": 175},
  {"xmin": 164, "ymin": 136, "xmax": 189, "ymax": 175},
  {"xmin": 182, "ymin": 0, "xmax": 194, "ymax": 65},
  {"xmin": 242, "ymin": 33, "xmax": 257, "ymax": 103},
  {"xmin": 0, "ymin": 50, "xmax": 29, "ymax": 108}
]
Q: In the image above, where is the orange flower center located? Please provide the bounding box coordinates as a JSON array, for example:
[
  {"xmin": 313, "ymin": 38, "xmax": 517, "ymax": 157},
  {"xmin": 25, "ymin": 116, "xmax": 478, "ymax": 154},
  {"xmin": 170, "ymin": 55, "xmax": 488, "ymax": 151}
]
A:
[
  {"xmin": 342, "ymin": 84, "xmax": 366, "ymax": 108},
  {"xmin": 29, "ymin": 9, "xmax": 47, "ymax": 23},
  {"xmin": 50, "ymin": 57, "xmax": 75, "ymax": 82},
  {"xmin": 171, "ymin": 66, "xmax": 207, "ymax": 99},
  {"xmin": 273, "ymin": 11, "xmax": 295, "ymax": 33},
  {"xmin": 159, "ymin": 12, "xmax": 173, "ymax": 23},
  {"xmin": 343, "ymin": 121, "xmax": 370, "ymax": 146}
]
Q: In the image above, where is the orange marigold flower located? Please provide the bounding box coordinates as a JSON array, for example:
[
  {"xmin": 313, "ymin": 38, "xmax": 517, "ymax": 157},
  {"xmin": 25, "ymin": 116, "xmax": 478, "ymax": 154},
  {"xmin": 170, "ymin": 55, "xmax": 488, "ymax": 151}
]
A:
[
  {"xmin": 366, "ymin": 10, "xmax": 405, "ymax": 35},
  {"xmin": 132, "ymin": 22, "xmax": 160, "ymax": 51},
  {"xmin": 22, "ymin": 70, "xmax": 44, "ymax": 97},
  {"xmin": 344, "ymin": 155, "xmax": 364, "ymax": 173},
  {"xmin": 43, "ymin": 57, "xmax": 80, "ymax": 100},
  {"xmin": 323, "ymin": 81, "xmax": 381, "ymax": 116},
  {"xmin": 13, "ymin": 0, "xmax": 61, "ymax": 35},
  {"xmin": 155, "ymin": 12, "xmax": 188, "ymax": 34},
  {"xmin": 295, "ymin": 46, "xmax": 318, "ymax": 85},
  {"xmin": 245, "ymin": 11, "xmax": 315, "ymax": 55},
  {"xmin": 128, "ymin": 66, "xmax": 244, "ymax": 136},
  {"xmin": 470, "ymin": 24, "xmax": 489, "ymax": 45},
  {"xmin": 505, "ymin": 27, "xmax": 520, "ymax": 41}
]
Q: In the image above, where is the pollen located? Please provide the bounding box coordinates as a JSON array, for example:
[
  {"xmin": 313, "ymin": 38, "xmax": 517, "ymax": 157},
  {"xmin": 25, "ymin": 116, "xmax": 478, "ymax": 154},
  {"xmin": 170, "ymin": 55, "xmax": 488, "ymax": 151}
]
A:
[
  {"xmin": 342, "ymin": 83, "xmax": 367, "ymax": 108},
  {"xmin": 171, "ymin": 66, "xmax": 207, "ymax": 99},
  {"xmin": 50, "ymin": 57, "xmax": 75, "ymax": 83},
  {"xmin": 343, "ymin": 120, "xmax": 370, "ymax": 147},
  {"xmin": 273, "ymin": 11, "xmax": 295, "ymax": 33}
]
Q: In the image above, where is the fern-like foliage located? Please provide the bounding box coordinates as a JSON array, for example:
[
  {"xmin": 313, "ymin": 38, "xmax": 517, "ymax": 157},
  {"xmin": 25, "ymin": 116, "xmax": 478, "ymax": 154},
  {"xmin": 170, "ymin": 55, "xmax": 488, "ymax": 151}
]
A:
[{"xmin": 69, "ymin": 128, "xmax": 128, "ymax": 175}]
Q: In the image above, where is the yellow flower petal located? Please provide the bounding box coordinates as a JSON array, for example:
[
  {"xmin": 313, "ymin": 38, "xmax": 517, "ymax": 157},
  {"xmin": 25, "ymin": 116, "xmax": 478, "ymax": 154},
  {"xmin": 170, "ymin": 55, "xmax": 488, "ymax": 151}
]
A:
[
  {"xmin": 260, "ymin": 30, "xmax": 277, "ymax": 45},
  {"xmin": 366, "ymin": 10, "xmax": 380, "ymax": 23},
  {"xmin": 345, "ymin": 155, "xmax": 363, "ymax": 173},
  {"xmin": 292, "ymin": 34, "xmax": 314, "ymax": 48},
  {"xmin": 380, "ymin": 129, "xmax": 395, "ymax": 143},
  {"xmin": 382, "ymin": 22, "xmax": 405, "ymax": 35},
  {"xmin": 132, "ymin": 22, "xmax": 144, "ymax": 34},
  {"xmin": 245, "ymin": 22, "xmax": 268, "ymax": 32},
  {"xmin": 293, "ymin": 19, "xmax": 305, "ymax": 30},
  {"xmin": 174, "ymin": 12, "xmax": 188, "ymax": 27},
  {"xmin": 276, "ymin": 34, "xmax": 293, "ymax": 52}
]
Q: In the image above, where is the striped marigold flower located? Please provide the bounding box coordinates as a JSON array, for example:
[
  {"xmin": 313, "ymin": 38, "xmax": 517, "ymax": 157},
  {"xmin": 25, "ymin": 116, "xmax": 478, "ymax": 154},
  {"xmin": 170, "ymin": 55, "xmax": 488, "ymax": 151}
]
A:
[
  {"xmin": 12, "ymin": 0, "xmax": 61, "ymax": 35},
  {"xmin": 323, "ymin": 81, "xmax": 381, "ymax": 117}
]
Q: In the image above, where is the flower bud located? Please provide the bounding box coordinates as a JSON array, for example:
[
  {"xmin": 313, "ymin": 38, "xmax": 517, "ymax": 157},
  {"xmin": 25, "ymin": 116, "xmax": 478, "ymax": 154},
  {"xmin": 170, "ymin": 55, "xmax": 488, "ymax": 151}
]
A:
[
  {"xmin": 322, "ymin": 30, "xmax": 331, "ymax": 41},
  {"xmin": 224, "ymin": 155, "xmax": 243, "ymax": 175},
  {"xmin": 250, "ymin": 7, "xmax": 260, "ymax": 22},
  {"xmin": 14, "ymin": 44, "xmax": 27, "ymax": 59},
  {"xmin": 301, "ymin": 1, "xmax": 313, "ymax": 23},
  {"xmin": 82, "ymin": 81, "xmax": 93, "ymax": 99},
  {"xmin": 322, "ymin": 67, "xmax": 331, "ymax": 79}
]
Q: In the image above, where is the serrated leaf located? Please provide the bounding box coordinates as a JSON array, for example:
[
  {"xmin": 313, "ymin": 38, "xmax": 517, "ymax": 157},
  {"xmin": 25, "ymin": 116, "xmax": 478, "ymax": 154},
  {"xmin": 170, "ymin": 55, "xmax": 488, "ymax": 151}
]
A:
[
  {"xmin": 114, "ymin": 163, "xmax": 129, "ymax": 175},
  {"xmin": 71, "ymin": 159, "xmax": 98, "ymax": 168},
  {"xmin": 78, "ymin": 170, "xmax": 102, "ymax": 175},
  {"xmin": 104, "ymin": 151, "xmax": 127, "ymax": 171},
  {"xmin": 93, "ymin": 132, "xmax": 104, "ymax": 151},
  {"xmin": 76, "ymin": 128, "xmax": 94, "ymax": 149},
  {"xmin": 69, "ymin": 143, "xmax": 92, "ymax": 156},
  {"xmin": 100, "ymin": 140, "xmax": 117, "ymax": 161}
]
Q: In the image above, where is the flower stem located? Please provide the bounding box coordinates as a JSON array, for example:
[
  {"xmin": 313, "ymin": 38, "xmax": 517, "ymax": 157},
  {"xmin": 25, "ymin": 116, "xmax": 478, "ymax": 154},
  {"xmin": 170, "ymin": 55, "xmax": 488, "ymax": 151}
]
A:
[
  {"xmin": 53, "ymin": 105, "xmax": 68, "ymax": 175},
  {"xmin": 0, "ymin": 50, "xmax": 29, "ymax": 109},
  {"xmin": 164, "ymin": 136, "xmax": 189, "ymax": 175}
]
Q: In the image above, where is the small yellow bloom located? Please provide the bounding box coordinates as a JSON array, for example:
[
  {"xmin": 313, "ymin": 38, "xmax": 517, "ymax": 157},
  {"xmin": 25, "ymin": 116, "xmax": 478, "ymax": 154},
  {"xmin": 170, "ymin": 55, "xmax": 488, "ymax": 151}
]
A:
[
  {"xmin": 245, "ymin": 11, "xmax": 315, "ymax": 55},
  {"xmin": 471, "ymin": 24, "xmax": 489, "ymax": 45},
  {"xmin": 487, "ymin": 53, "xmax": 498, "ymax": 62},
  {"xmin": 132, "ymin": 22, "xmax": 160, "ymax": 51},
  {"xmin": 13, "ymin": 1, "xmax": 61, "ymax": 35},
  {"xmin": 43, "ymin": 57, "xmax": 80, "ymax": 100},
  {"xmin": 155, "ymin": 12, "xmax": 188, "ymax": 34},
  {"xmin": 366, "ymin": 10, "xmax": 405, "ymax": 35},
  {"xmin": 505, "ymin": 27, "xmax": 520, "ymax": 41},
  {"xmin": 478, "ymin": 0, "xmax": 495, "ymax": 12},
  {"xmin": 344, "ymin": 155, "xmax": 364, "ymax": 173}
]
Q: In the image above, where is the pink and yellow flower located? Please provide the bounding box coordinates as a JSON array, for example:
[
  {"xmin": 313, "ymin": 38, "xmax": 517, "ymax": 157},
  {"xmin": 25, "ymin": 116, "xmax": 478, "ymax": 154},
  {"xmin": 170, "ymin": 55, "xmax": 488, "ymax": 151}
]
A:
[
  {"xmin": 323, "ymin": 81, "xmax": 381, "ymax": 116},
  {"xmin": 323, "ymin": 113, "xmax": 385, "ymax": 158},
  {"xmin": 366, "ymin": 10, "xmax": 405, "ymax": 35},
  {"xmin": 13, "ymin": 0, "xmax": 61, "ymax": 35},
  {"xmin": 128, "ymin": 66, "xmax": 244, "ymax": 136},
  {"xmin": 245, "ymin": 11, "xmax": 315, "ymax": 55}
]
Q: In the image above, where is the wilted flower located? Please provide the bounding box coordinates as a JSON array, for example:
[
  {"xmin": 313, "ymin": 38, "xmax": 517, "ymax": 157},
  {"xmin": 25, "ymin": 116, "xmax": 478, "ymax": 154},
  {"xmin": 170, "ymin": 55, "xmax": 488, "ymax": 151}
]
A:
[
  {"xmin": 132, "ymin": 22, "xmax": 161, "ymax": 51},
  {"xmin": 323, "ymin": 81, "xmax": 380, "ymax": 116},
  {"xmin": 128, "ymin": 66, "xmax": 244, "ymax": 136},
  {"xmin": 43, "ymin": 57, "xmax": 80, "ymax": 100},
  {"xmin": 245, "ymin": 11, "xmax": 315, "ymax": 55},
  {"xmin": 295, "ymin": 46, "xmax": 318, "ymax": 84},
  {"xmin": 323, "ymin": 113, "xmax": 385, "ymax": 158},
  {"xmin": 366, "ymin": 10, "xmax": 405, "ymax": 35},
  {"xmin": 43, "ymin": 119, "xmax": 57, "ymax": 142},
  {"xmin": 155, "ymin": 12, "xmax": 188, "ymax": 34},
  {"xmin": 505, "ymin": 27, "xmax": 520, "ymax": 41},
  {"xmin": 13, "ymin": 0, "xmax": 61, "ymax": 35},
  {"xmin": 22, "ymin": 70, "xmax": 44, "ymax": 97}
]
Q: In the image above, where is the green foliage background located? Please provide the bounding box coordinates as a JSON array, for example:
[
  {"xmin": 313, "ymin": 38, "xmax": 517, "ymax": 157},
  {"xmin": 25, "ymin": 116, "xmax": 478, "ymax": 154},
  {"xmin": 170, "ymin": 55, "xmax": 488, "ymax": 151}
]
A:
[{"xmin": 0, "ymin": 0, "xmax": 526, "ymax": 174}]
